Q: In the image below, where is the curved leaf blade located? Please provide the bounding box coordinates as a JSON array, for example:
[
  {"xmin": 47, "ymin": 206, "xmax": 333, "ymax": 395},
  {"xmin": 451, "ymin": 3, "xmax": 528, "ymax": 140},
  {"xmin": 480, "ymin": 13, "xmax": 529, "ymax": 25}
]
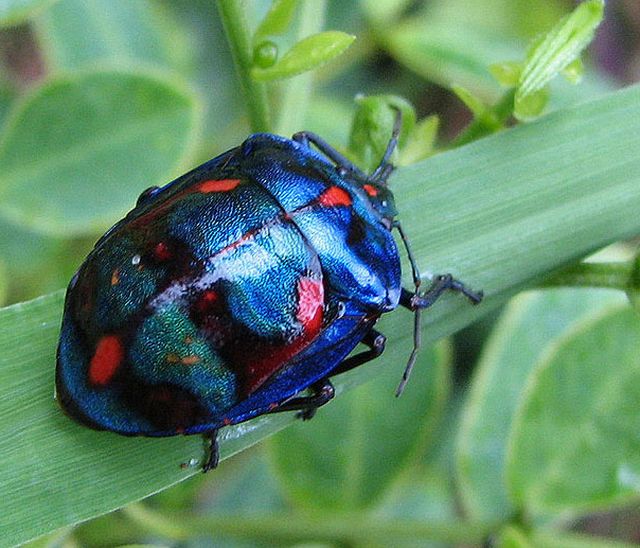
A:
[
  {"xmin": 456, "ymin": 289, "xmax": 626, "ymax": 522},
  {"xmin": 0, "ymin": 70, "xmax": 200, "ymax": 236},
  {"xmin": 36, "ymin": 0, "xmax": 191, "ymax": 71},
  {"xmin": 507, "ymin": 305, "xmax": 640, "ymax": 515}
]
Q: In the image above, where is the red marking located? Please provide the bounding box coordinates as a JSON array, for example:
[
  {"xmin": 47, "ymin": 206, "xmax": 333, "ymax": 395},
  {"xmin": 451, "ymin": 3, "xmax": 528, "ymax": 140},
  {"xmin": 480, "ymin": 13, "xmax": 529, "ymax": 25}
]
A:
[
  {"xmin": 242, "ymin": 276, "xmax": 324, "ymax": 395},
  {"xmin": 363, "ymin": 184, "xmax": 378, "ymax": 197},
  {"xmin": 195, "ymin": 290, "xmax": 220, "ymax": 315},
  {"xmin": 129, "ymin": 179, "xmax": 241, "ymax": 229},
  {"xmin": 223, "ymin": 417, "xmax": 232, "ymax": 426},
  {"xmin": 110, "ymin": 269, "xmax": 120, "ymax": 286},
  {"xmin": 181, "ymin": 355, "xmax": 201, "ymax": 365},
  {"xmin": 153, "ymin": 241, "xmax": 172, "ymax": 261},
  {"xmin": 198, "ymin": 178, "xmax": 241, "ymax": 193},
  {"xmin": 89, "ymin": 335, "xmax": 124, "ymax": 386},
  {"xmin": 296, "ymin": 277, "xmax": 324, "ymax": 334},
  {"xmin": 318, "ymin": 186, "xmax": 352, "ymax": 208}
]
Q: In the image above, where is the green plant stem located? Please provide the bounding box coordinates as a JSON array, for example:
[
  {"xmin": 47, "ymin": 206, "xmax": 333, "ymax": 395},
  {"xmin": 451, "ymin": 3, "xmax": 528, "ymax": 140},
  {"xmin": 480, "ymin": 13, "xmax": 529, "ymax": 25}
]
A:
[
  {"xmin": 122, "ymin": 503, "xmax": 498, "ymax": 545},
  {"xmin": 540, "ymin": 261, "xmax": 633, "ymax": 290},
  {"xmin": 275, "ymin": 0, "xmax": 327, "ymax": 136},
  {"xmin": 217, "ymin": 0, "xmax": 271, "ymax": 132}
]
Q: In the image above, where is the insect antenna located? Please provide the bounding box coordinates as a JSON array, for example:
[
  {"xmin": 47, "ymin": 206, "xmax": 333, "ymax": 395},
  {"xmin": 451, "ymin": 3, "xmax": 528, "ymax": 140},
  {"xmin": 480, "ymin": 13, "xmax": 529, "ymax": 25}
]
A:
[{"xmin": 371, "ymin": 107, "xmax": 403, "ymax": 184}]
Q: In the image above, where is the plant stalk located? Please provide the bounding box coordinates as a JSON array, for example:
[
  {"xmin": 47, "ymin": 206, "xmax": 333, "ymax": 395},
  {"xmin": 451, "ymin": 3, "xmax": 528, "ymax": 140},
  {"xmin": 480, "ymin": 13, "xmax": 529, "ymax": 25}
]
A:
[
  {"xmin": 123, "ymin": 503, "xmax": 498, "ymax": 545},
  {"xmin": 540, "ymin": 261, "xmax": 633, "ymax": 290},
  {"xmin": 217, "ymin": 0, "xmax": 271, "ymax": 132}
]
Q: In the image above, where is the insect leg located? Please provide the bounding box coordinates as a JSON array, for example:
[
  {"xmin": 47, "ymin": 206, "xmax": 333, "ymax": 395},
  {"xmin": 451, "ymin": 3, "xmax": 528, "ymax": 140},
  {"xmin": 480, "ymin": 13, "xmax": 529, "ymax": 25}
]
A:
[
  {"xmin": 268, "ymin": 378, "xmax": 336, "ymax": 421},
  {"xmin": 396, "ymin": 278, "xmax": 483, "ymax": 396},
  {"xmin": 292, "ymin": 131, "xmax": 368, "ymax": 179},
  {"xmin": 370, "ymin": 107, "xmax": 402, "ymax": 183},
  {"xmin": 393, "ymin": 220, "xmax": 482, "ymax": 395},
  {"xmin": 400, "ymin": 276, "xmax": 484, "ymax": 310},
  {"xmin": 202, "ymin": 428, "xmax": 220, "ymax": 473},
  {"xmin": 329, "ymin": 328, "xmax": 386, "ymax": 376}
]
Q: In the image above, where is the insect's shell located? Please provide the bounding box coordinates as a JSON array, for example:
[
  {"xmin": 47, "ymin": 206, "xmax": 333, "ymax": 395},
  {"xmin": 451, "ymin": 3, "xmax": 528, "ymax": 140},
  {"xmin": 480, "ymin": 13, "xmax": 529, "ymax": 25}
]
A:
[{"xmin": 56, "ymin": 133, "xmax": 401, "ymax": 436}]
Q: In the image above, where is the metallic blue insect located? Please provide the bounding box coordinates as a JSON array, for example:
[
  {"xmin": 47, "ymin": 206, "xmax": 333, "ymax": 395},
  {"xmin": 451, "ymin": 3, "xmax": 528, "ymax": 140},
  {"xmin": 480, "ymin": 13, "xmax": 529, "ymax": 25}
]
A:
[{"xmin": 56, "ymin": 115, "xmax": 482, "ymax": 471}]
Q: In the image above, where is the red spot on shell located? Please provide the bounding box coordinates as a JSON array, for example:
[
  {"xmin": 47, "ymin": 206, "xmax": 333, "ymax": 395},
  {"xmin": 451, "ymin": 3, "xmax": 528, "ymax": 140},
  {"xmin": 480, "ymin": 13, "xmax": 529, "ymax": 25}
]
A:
[
  {"xmin": 153, "ymin": 241, "xmax": 172, "ymax": 261},
  {"xmin": 296, "ymin": 276, "xmax": 324, "ymax": 334},
  {"xmin": 363, "ymin": 184, "xmax": 378, "ymax": 197},
  {"xmin": 195, "ymin": 290, "xmax": 220, "ymax": 314},
  {"xmin": 181, "ymin": 355, "xmax": 201, "ymax": 365},
  {"xmin": 198, "ymin": 178, "xmax": 241, "ymax": 193},
  {"xmin": 318, "ymin": 186, "xmax": 352, "ymax": 208},
  {"xmin": 89, "ymin": 335, "xmax": 124, "ymax": 386}
]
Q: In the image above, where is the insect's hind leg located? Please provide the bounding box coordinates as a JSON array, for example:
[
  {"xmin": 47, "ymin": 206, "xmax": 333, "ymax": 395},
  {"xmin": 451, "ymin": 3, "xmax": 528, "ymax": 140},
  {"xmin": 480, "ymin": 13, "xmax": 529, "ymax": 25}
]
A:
[
  {"xmin": 328, "ymin": 328, "xmax": 386, "ymax": 376},
  {"xmin": 202, "ymin": 428, "xmax": 220, "ymax": 472},
  {"xmin": 268, "ymin": 378, "xmax": 336, "ymax": 421}
]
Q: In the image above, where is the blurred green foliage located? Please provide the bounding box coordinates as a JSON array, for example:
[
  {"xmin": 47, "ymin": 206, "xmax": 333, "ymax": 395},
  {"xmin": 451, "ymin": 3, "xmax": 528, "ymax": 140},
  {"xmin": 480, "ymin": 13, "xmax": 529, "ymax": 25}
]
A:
[{"xmin": 1, "ymin": 0, "xmax": 640, "ymax": 546}]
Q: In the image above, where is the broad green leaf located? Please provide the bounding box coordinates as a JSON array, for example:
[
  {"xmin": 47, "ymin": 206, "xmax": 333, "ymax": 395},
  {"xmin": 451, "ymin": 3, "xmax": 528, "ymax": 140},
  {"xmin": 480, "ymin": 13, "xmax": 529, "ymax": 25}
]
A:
[
  {"xmin": 251, "ymin": 31, "xmax": 354, "ymax": 81},
  {"xmin": 2, "ymin": 85, "xmax": 640, "ymax": 544},
  {"xmin": 0, "ymin": 70, "xmax": 200, "ymax": 236},
  {"xmin": 268, "ymin": 342, "xmax": 450, "ymax": 510},
  {"xmin": 252, "ymin": 0, "xmax": 299, "ymax": 46},
  {"xmin": 374, "ymin": 464, "xmax": 457, "ymax": 548},
  {"xmin": 347, "ymin": 94, "xmax": 415, "ymax": 173},
  {"xmin": 0, "ymin": 259, "xmax": 7, "ymax": 305},
  {"xmin": 0, "ymin": 0, "xmax": 58, "ymax": 27},
  {"xmin": 515, "ymin": 0, "xmax": 604, "ymax": 118},
  {"xmin": 507, "ymin": 306, "xmax": 640, "ymax": 515},
  {"xmin": 456, "ymin": 289, "xmax": 625, "ymax": 522},
  {"xmin": 377, "ymin": 465, "xmax": 456, "ymax": 522},
  {"xmin": 36, "ymin": 0, "xmax": 190, "ymax": 72}
]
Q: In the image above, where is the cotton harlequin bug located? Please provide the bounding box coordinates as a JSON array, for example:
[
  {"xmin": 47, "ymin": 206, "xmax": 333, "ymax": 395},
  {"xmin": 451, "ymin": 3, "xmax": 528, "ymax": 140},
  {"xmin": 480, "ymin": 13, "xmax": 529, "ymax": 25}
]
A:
[{"xmin": 56, "ymin": 114, "xmax": 482, "ymax": 471}]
